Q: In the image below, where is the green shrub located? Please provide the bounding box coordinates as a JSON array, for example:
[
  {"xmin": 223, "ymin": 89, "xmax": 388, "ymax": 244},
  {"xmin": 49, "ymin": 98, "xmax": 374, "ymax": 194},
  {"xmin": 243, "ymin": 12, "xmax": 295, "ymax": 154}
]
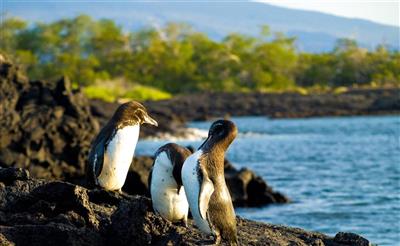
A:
[
  {"xmin": 123, "ymin": 85, "xmax": 172, "ymax": 101},
  {"xmin": 83, "ymin": 82, "xmax": 171, "ymax": 102},
  {"xmin": 83, "ymin": 85, "xmax": 121, "ymax": 102}
]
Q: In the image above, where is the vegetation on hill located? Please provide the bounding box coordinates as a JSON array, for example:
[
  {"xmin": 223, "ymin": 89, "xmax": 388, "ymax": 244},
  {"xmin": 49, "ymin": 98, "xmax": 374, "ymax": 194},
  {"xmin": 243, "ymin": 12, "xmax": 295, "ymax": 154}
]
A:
[{"xmin": 1, "ymin": 15, "xmax": 399, "ymax": 101}]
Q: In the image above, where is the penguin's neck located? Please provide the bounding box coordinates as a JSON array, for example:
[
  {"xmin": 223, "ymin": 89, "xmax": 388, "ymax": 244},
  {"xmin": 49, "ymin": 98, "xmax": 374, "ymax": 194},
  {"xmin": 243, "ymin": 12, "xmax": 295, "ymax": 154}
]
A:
[
  {"xmin": 117, "ymin": 120, "xmax": 140, "ymax": 130},
  {"xmin": 201, "ymin": 134, "xmax": 234, "ymax": 153},
  {"xmin": 199, "ymin": 145, "xmax": 226, "ymax": 177}
]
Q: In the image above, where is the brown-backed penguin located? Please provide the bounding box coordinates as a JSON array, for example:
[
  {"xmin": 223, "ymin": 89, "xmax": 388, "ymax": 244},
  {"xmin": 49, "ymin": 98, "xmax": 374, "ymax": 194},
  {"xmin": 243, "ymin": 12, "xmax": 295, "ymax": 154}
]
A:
[
  {"xmin": 86, "ymin": 101, "xmax": 158, "ymax": 192},
  {"xmin": 182, "ymin": 120, "xmax": 238, "ymax": 245},
  {"xmin": 148, "ymin": 143, "xmax": 191, "ymax": 225}
]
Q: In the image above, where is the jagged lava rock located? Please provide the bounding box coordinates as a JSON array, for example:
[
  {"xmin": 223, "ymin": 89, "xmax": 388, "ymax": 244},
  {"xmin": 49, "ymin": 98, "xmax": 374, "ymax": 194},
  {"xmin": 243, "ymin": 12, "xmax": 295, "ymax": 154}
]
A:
[
  {"xmin": 0, "ymin": 168, "xmax": 370, "ymax": 246},
  {"xmin": 224, "ymin": 159, "xmax": 289, "ymax": 206},
  {"xmin": 0, "ymin": 58, "xmax": 99, "ymax": 181},
  {"xmin": 123, "ymin": 156, "xmax": 154, "ymax": 196}
]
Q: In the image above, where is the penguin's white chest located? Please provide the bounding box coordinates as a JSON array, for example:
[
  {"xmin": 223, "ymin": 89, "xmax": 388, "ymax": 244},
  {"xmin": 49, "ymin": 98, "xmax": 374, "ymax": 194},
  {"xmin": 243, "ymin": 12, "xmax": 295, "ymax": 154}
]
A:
[
  {"xmin": 98, "ymin": 125, "xmax": 139, "ymax": 190},
  {"xmin": 182, "ymin": 150, "xmax": 213, "ymax": 234},
  {"xmin": 150, "ymin": 152, "xmax": 189, "ymax": 222}
]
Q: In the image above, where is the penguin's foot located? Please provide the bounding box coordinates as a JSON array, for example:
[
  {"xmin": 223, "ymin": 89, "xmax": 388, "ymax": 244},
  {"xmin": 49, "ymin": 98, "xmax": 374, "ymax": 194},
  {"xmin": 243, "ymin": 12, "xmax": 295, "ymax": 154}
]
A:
[
  {"xmin": 182, "ymin": 216, "xmax": 188, "ymax": 228},
  {"xmin": 111, "ymin": 189, "xmax": 130, "ymax": 199},
  {"xmin": 213, "ymin": 234, "xmax": 221, "ymax": 245}
]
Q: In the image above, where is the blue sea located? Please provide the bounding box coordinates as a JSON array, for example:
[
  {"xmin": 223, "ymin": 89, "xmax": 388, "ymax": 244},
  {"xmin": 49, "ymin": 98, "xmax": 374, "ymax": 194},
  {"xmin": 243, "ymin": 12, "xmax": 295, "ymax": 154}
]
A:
[{"xmin": 136, "ymin": 115, "xmax": 400, "ymax": 245}]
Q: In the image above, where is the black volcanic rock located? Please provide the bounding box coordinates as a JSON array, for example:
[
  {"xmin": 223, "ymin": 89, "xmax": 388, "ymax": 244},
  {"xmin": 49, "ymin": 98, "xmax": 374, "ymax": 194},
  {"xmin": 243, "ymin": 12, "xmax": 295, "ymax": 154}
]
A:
[
  {"xmin": 0, "ymin": 167, "xmax": 370, "ymax": 246},
  {"xmin": 224, "ymin": 159, "xmax": 290, "ymax": 206},
  {"xmin": 224, "ymin": 163, "xmax": 289, "ymax": 206},
  {"xmin": 334, "ymin": 232, "xmax": 371, "ymax": 246},
  {"xmin": 141, "ymin": 90, "xmax": 400, "ymax": 122},
  {"xmin": 122, "ymin": 156, "xmax": 154, "ymax": 196},
  {"xmin": 0, "ymin": 59, "xmax": 99, "ymax": 182}
]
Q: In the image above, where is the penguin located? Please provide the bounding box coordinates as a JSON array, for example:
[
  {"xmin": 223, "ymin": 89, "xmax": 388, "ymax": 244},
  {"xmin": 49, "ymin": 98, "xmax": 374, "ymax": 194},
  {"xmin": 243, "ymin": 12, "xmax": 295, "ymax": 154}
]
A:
[
  {"xmin": 148, "ymin": 143, "xmax": 191, "ymax": 225},
  {"xmin": 182, "ymin": 120, "xmax": 238, "ymax": 245},
  {"xmin": 86, "ymin": 101, "xmax": 158, "ymax": 192}
]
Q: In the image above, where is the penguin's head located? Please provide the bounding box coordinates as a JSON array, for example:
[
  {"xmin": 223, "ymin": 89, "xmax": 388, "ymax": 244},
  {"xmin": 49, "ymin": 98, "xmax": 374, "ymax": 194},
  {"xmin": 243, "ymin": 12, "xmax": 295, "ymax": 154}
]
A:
[
  {"xmin": 199, "ymin": 119, "xmax": 237, "ymax": 151},
  {"xmin": 112, "ymin": 101, "xmax": 158, "ymax": 127}
]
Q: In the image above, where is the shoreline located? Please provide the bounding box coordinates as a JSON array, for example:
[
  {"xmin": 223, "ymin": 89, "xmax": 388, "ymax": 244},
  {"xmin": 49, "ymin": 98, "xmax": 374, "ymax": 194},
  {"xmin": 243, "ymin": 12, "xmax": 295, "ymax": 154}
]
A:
[
  {"xmin": 144, "ymin": 88, "xmax": 400, "ymax": 119},
  {"xmin": 90, "ymin": 88, "xmax": 400, "ymax": 139}
]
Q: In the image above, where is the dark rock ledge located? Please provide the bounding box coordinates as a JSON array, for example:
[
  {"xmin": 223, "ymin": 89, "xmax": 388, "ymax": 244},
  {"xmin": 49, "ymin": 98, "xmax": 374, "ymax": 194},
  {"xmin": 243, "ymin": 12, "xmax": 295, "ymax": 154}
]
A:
[{"xmin": 0, "ymin": 167, "xmax": 370, "ymax": 246}]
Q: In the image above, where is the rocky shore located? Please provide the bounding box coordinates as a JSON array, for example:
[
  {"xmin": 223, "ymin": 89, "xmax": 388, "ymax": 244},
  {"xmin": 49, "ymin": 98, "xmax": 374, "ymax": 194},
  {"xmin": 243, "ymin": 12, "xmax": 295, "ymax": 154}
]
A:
[
  {"xmin": 143, "ymin": 89, "xmax": 400, "ymax": 121},
  {"xmin": 0, "ymin": 167, "xmax": 370, "ymax": 246}
]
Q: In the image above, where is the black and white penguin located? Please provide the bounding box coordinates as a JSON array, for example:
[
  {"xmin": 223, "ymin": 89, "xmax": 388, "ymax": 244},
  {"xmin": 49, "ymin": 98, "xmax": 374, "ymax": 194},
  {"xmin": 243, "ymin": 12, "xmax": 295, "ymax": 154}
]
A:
[
  {"xmin": 86, "ymin": 101, "xmax": 158, "ymax": 192},
  {"xmin": 182, "ymin": 120, "xmax": 238, "ymax": 245},
  {"xmin": 148, "ymin": 143, "xmax": 191, "ymax": 225}
]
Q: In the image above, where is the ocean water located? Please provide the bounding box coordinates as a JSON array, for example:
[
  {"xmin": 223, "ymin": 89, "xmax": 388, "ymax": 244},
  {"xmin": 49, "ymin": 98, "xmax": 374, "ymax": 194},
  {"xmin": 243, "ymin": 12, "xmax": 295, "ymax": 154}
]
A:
[{"xmin": 136, "ymin": 115, "xmax": 400, "ymax": 245}]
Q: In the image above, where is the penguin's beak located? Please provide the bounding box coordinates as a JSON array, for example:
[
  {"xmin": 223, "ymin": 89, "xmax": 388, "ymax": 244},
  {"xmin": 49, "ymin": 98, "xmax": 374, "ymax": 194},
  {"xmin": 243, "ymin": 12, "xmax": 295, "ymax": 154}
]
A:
[
  {"xmin": 143, "ymin": 114, "xmax": 158, "ymax": 126},
  {"xmin": 197, "ymin": 134, "xmax": 211, "ymax": 150}
]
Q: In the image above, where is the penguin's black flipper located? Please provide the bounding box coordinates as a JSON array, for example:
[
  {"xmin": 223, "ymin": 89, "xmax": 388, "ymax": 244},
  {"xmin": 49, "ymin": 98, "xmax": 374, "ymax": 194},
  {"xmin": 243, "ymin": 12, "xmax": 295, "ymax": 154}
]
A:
[
  {"xmin": 87, "ymin": 140, "xmax": 105, "ymax": 187},
  {"xmin": 172, "ymin": 157, "xmax": 183, "ymax": 194},
  {"xmin": 90, "ymin": 139, "xmax": 105, "ymax": 174},
  {"xmin": 86, "ymin": 124, "xmax": 115, "ymax": 187},
  {"xmin": 170, "ymin": 144, "xmax": 191, "ymax": 194}
]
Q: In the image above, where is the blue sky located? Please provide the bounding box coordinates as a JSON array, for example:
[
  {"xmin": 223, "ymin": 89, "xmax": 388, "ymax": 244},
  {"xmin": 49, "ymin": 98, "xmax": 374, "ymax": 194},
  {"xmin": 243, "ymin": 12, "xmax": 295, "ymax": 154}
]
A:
[{"xmin": 259, "ymin": 0, "xmax": 399, "ymax": 27}]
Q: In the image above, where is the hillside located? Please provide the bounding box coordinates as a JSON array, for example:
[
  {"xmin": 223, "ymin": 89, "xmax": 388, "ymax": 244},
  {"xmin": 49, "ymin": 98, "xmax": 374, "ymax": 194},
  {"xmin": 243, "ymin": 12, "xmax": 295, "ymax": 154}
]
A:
[{"xmin": 4, "ymin": 1, "xmax": 399, "ymax": 52}]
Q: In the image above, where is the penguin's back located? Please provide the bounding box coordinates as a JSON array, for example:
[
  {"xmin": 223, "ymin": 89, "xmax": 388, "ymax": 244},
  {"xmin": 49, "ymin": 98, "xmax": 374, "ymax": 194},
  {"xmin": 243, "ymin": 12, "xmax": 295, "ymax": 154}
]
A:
[{"xmin": 97, "ymin": 125, "xmax": 139, "ymax": 190}]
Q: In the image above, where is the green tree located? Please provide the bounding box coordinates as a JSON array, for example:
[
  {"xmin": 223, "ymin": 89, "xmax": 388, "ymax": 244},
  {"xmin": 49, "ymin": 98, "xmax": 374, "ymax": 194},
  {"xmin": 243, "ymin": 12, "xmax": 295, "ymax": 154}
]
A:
[
  {"xmin": 296, "ymin": 53, "xmax": 335, "ymax": 87},
  {"xmin": 0, "ymin": 16, "xmax": 27, "ymax": 54},
  {"xmin": 1, "ymin": 16, "xmax": 398, "ymax": 97},
  {"xmin": 332, "ymin": 38, "xmax": 370, "ymax": 86},
  {"xmin": 248, "ymin": 34, "xmax": 298, "ymax": 90}
]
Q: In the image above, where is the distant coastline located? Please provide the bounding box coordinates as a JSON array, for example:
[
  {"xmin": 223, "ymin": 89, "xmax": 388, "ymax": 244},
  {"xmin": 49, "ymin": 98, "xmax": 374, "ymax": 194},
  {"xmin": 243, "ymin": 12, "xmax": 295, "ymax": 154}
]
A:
[{"xmin": 90, "ymin": 87, "xmax": 400, "ymax": 138}]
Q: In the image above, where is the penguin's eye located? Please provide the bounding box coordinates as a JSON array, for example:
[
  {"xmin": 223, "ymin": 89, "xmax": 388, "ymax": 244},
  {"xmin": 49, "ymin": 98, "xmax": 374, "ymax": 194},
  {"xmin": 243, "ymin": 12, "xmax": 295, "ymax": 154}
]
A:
[
  {"xmin": 212, "ymin": 126, "xmax": 224, "ymax": 136},
  {"xmin": 136, "ymin": 110, "xmax": 145, "ymax": 121}
]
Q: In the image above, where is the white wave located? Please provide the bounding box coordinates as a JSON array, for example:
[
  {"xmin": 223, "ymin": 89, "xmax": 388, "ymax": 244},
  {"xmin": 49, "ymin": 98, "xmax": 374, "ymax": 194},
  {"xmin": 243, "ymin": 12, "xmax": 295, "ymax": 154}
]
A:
[
  {"xmin": 145, "ymin": 126, "xmax": 270, "ymax": 142},
  {"xmin": 145, "ymin": 128, "xmax": 209, "ymax": 141},
  {"xmin": 238, "ymin": 131, "xmax": 268, "ymax": 138}
]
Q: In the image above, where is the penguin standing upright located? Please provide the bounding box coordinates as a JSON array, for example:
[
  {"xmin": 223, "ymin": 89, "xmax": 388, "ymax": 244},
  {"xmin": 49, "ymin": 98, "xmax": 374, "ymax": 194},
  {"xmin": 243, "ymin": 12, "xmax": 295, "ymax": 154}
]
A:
[
  {"xmin": 86, "ymin": 101, "xmax": 158, "ymax": 192},
  {"xmin": 148, "ymin": 143, "xmax": 191, "ymax": 225},
  {"xmin": 182, "ymin": 120, "xmax": 238, "ymax": 245}
]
